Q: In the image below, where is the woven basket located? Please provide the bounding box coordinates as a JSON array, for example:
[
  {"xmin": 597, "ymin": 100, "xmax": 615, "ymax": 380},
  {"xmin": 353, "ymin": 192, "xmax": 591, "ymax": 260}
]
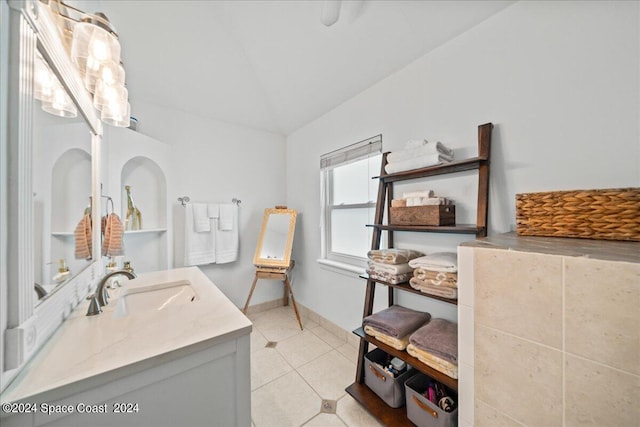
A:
[{"xmin": 516, "ymin": 188, "xmax": 640, "ymax": 241}]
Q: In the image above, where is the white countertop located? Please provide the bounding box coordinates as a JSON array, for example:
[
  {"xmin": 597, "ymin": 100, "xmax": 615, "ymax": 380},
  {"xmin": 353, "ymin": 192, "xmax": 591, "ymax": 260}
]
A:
[
  {"xmin": 460, "ymin": 232, "xmax": 640, "ymax": 264},
  {"xmin": 1, "ymin": 267, "xmax": 252, "ymax": 404}
]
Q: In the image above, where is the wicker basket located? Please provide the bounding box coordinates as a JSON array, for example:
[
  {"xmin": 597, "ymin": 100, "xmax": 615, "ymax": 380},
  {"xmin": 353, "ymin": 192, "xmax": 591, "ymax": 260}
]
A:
[{"xmin": 516, "ymin": 188, "xmax": 640, "ymax": 241}]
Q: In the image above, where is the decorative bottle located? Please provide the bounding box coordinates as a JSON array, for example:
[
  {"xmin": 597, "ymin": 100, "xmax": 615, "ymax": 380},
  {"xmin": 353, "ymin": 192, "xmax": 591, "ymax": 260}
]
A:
[{"xmin": 124, "ymin": 185, "xmax": 142, "ymax": 230}]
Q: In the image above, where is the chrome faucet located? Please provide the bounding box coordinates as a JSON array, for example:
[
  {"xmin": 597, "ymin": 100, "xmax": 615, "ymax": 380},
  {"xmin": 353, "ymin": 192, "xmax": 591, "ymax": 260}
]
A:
[{"xmin": 86, "ymin": 270, "xmax": 137, "ymax": 316}]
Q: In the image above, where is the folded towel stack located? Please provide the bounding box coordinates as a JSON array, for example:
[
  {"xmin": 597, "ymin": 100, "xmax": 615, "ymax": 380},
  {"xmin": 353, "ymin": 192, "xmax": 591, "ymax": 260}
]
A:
[
  {"xmin": 407, "ymin": 319, "xmax": 458, "ymax": 378},
  {"xmin": 408, "ymin": 252, "xmax": 458, "ymax": 299},
  {"xmin": 385, "ymin": 140, "xmax": 454, "ymax": 174},
  {"xmin": 363, "ymin": 305, "xmax": 431, "ymax": 350},
  {"xmin": 366, "ymin": 248, "xmax": 423, "ymax": 284},
  {"xmin": 390, "ymin": 190, "xmax": 453, "ymax": 208}
]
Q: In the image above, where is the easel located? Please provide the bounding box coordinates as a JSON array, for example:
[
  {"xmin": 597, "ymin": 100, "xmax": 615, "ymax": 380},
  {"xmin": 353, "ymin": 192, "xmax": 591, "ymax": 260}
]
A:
[
  {"xmin": 242, "ymin": 260, "xmax": 303, "ymax": 330},
  {"xmin": 242, "ymin": 206, "xmax": 302, "ymax": 330}
]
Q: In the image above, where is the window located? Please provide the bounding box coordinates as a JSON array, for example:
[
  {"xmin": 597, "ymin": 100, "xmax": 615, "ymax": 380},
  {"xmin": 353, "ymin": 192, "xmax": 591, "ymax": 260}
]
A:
[{"xmin": 320, "ymin": 135, "xmax": 383, "ymax": 270}]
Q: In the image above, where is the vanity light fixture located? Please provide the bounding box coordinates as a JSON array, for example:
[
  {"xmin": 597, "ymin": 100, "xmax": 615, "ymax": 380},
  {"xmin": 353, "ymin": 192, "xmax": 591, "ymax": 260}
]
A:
[
  {"xmin": 42, "ymin": 0, "xmax": 131, "ymax": 127},
  {"xmin": 34, "ymin": 52, "xmax": 78, "ymax": 118}
]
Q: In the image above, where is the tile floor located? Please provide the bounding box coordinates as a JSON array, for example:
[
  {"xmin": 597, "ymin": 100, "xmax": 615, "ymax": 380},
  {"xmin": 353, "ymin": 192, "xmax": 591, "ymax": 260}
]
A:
[{"xmin": 247, "ymin": 305, "xmax": 383, "ymax": 427}]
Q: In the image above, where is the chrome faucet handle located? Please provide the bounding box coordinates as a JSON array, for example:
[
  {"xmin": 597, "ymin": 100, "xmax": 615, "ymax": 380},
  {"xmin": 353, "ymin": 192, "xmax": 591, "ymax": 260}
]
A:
[{"xmin": 86, "ymin": 295, "xmax": 102, "ymax": 316}]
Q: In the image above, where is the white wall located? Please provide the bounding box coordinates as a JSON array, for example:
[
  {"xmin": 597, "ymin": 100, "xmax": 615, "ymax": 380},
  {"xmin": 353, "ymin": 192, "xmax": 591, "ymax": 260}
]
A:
[
  {"xmin": 127, "ymin": 102, "xmax": 288, "ymax": 307},
  {"xmin": 286, "ymin": 1, "xmax": 640, "ymax": 331}
]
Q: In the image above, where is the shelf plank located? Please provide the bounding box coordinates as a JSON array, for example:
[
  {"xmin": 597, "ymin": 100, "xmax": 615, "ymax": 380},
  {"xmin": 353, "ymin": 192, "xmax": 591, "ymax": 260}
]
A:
[
  {"xmin": 367, "ymin": 223, "xmax": 483, "ymax": 234},
  {"xmin": 123, "ymin": 228, "xmax": 167, "ymax": 235},
  {"xmin": 353, "ymin": 327, "xmax": 458, "ymax": 390},
  {"xmin": 360, "ymin": 275, "xmax": 458, "ymax": 306},
  {"xmin": 345, "ymin": 382, "xmax": 415, "ymax": 427},
  {"xmin": 374, "ymin": 156, "xmax": 488, "ymax": 183}
]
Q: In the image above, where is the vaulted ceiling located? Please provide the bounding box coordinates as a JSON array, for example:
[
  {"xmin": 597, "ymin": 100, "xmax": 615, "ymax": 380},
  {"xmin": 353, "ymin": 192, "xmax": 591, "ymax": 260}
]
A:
[{"xmin": 100, "ymin": 1, "xmax": 514, "ymax": 135}]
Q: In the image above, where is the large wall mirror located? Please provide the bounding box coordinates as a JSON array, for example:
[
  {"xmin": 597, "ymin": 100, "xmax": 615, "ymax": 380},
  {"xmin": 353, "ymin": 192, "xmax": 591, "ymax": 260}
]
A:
[
  {"xmin": 32, "ymin": 52, "xmax": 93, "ymax": 305},
  {"xmin": 253, "ymin": 208, "xmax": 297, "ymax": 268},
  {"xmin": 1, "ymin": 0, "xmax": 102, "ymax": 375}
]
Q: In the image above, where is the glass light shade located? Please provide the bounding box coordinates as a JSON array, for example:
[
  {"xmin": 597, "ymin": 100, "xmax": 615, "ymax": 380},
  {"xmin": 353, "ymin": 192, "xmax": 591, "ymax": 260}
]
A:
[
  {"xmin": 84, "ymin": 59, "xmax": 123, "ymax": 93},
  {"xmin": 34, "ymin": 58, "xmax": 55, "ymax": 102},
  {"xmin": 41, "ymin": 85, "xmax": 78, "ymax": 118},
  {"xmin": 93, "ymin": 82, "xmax": 127, "ymax": 112},
  {"xmin": 70, "ymin": 19, "xmax": 121, "ymax": 76},
  {"xmin": 101, "ymin": 100, "xmax": 130, "ymax": 127}
]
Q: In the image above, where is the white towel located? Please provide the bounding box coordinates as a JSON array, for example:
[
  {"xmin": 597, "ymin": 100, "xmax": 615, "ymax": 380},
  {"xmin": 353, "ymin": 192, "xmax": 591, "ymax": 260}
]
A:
[
  {"xmin": 184, "ymin": 204, "xmax": 216, "ymax": 266},
  {"xmin": 208, "ymin": 203, "xmax": 219, "ymax": 218},
  {"xmin": 408, "ymin": 252, "xmax": 458, "ymax": 273},
  {"xmin": 193, "ymin": 203, "xmax": 210, "ymax": 232},
  {"xmin": 384, "ymin": 153, "xmax": 452, "ymax": 174},
  {"xmin": 387, "ymin": 142, "xmax": 454, "ymax": 163},
  {"xmin": 215, "ymin": 204, "xmax": 239, "ymax": 264},
  {"xmin": 219, "ymin": 204, "xmax": 235, "ymax": 231},
  {"xmin": 403, "ymin": 190, "xmax": 434, "ymax": 199}
]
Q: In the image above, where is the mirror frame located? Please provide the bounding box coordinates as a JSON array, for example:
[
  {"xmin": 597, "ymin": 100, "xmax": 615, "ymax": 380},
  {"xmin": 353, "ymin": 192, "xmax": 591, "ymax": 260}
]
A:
[
  {"xmin": 2, "ymin": 0, "xmax": 102, "ymax": 379},
  {"xmin": 253, "ymin": 208, "xmax": 297, "ymax": 269}
]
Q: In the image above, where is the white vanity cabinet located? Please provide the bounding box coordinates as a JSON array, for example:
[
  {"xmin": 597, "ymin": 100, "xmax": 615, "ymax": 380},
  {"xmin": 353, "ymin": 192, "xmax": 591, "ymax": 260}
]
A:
[{"xmin": 0, "ymin": 268, "xmax": 252, "ymax": 427}]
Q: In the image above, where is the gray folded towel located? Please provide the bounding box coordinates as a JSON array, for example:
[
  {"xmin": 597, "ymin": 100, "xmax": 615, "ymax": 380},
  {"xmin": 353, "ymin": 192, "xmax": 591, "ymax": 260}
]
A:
[
  {"xmin": 409, "ymin": 318, "xmax": 458, "ymax": 364},
  {"xmin": 363, "ymin": 305, "xmax": 431, "ymax": 338}
]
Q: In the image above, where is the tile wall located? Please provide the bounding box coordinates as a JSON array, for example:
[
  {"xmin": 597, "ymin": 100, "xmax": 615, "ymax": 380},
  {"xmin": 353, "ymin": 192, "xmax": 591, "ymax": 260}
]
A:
[{"xmin": 460, "ymin": 239, "xmax": 639, "ymax": 426}]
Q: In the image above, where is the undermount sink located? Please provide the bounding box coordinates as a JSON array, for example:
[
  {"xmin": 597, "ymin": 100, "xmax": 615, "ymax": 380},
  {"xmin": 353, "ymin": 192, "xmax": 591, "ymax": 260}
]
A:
[{"xmin": 113, "ymin": 280, "xmax": 198, "ymax": 318}]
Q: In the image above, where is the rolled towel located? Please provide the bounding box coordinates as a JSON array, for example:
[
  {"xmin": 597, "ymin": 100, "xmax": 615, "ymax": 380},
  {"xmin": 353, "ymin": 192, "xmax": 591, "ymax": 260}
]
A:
[
  {"xmin": 409, "ymin": 278, "xmax": 458, "ymax": 299},
  {"xmin": 364, "ymin": 325, "xmax": 410, "ymax": 350},
  {"xmin": 367, "ymin": 248, "xmax": 424, "ymax": 265},
  {"xmin": 387, "ymin": 142, "xmax": 454, "ymax": 163},
  {"xmin": 413, "ymin": 268, "xmax": 458, "ymax": 288},
  {"xmin": 406, "ymin": 344, "xmax": 458, "ymax": 379},
  {"xmin": 363, "ymin": 305, "xmax": 431, "ymax": 339},
  {"xmin": 402, "ymin": 190, "xmax": 435, "ymax": 199},
  {"xmin": 367, "ymin": 269, "xmax": 413, "ymax": 285},
  {"xmin": 408, "ymin": 252, "xmax": 458, "ymax": 273},
  {"xmin": 384, "ymin": 153, "xmax": 453, "ymax": 174},
  {"xmin": 409, "ymin": 318, "xmax": 458, "ymax": 364},
  {"xmin": 367, "ymin": 261, "xmax": 413, "ymax": 275}
]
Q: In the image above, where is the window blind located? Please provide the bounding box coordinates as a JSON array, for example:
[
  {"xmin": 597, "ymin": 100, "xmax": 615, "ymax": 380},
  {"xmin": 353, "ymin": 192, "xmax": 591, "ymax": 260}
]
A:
[{"xmin": 320, "ymin": 135, "xmax": 382, "ymax": 169}]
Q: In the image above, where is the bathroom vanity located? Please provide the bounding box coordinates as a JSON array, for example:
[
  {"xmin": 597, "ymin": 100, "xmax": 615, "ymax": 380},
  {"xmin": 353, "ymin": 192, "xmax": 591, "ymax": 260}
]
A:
[{"xmin": 0, "ymin": 267, "xmax": 252, "ymax": 427}]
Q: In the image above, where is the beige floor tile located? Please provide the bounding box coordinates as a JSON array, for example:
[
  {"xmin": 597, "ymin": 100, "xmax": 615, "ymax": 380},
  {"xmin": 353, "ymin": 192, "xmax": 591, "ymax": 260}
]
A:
[
  {"xmin": 565, "ymin": 354, "xmax": 640, "ymax": 426},
  {"xmin": 335, "ymin": 342, "xmax": 358, "ymax": 363},
  {"xmin": 277, "ymin": 330, "xmax": 333, "ymax": 368},
  {"xmin": 298, "ymin": 350, "xmax": 356, "ymax": 401},
  {"xmin": 251, "ymin": 347, "xmax": 294, "ymax": 390},
  {"xmin": 302, "ymin": 413, "xmax": 346, "ymax": 427},
  {"xmin": 251, "ymin": 371, "xmax": 321, "ymax": 427},
  {"xmin": 253, "ymin": 308, "xmax": 305, "ymax": 342},
  {"xmin": 336, "ymin": 394, "xmax": 383, "ymax": 427},
  {"xmin": 251, "ymin": 329, "xmax": 268, "ymax": 353},
  {"xmin": 310, "ymin": 326, "xmax": 347, "ymax": 348}
]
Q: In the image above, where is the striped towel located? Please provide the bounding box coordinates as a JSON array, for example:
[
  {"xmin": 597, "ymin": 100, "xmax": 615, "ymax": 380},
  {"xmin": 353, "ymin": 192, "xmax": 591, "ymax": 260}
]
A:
[
  {"xmin": 102, "ymin": 213, "xmax": 125, "ymax": 257},
  {"xmin": 74, "ymin": 213, "xmax": 92, "ymax": 259}
]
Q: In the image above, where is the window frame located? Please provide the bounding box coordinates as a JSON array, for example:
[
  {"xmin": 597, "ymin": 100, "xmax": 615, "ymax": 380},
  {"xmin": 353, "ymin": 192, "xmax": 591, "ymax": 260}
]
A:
[{"xmin": 319, "ymin": 135, "xmax": 382, "ymax": 271}]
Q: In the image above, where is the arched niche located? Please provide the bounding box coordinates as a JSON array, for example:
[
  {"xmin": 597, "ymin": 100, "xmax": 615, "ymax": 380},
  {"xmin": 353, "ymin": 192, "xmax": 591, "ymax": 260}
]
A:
[
  {"xmin": 119, "ymin": 156, "xmax": 168, "ymax": 274},
  {"xmin": 51, "ymin": 148, "xmax": 92, "ymax": 231},
  {"xmin": 120, "ymin": 156, "xmax": 167, "ymax": 230}
]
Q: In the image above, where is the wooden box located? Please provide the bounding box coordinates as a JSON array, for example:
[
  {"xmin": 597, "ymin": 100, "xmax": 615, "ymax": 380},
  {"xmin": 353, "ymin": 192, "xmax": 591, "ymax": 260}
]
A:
[
  {"xmin": 516, "ymin": 187, "xmax": 640, "ymax": 241},
  {"xmin": 389, "ymin": 205, "xmax": 456, "ymax": 226}
]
